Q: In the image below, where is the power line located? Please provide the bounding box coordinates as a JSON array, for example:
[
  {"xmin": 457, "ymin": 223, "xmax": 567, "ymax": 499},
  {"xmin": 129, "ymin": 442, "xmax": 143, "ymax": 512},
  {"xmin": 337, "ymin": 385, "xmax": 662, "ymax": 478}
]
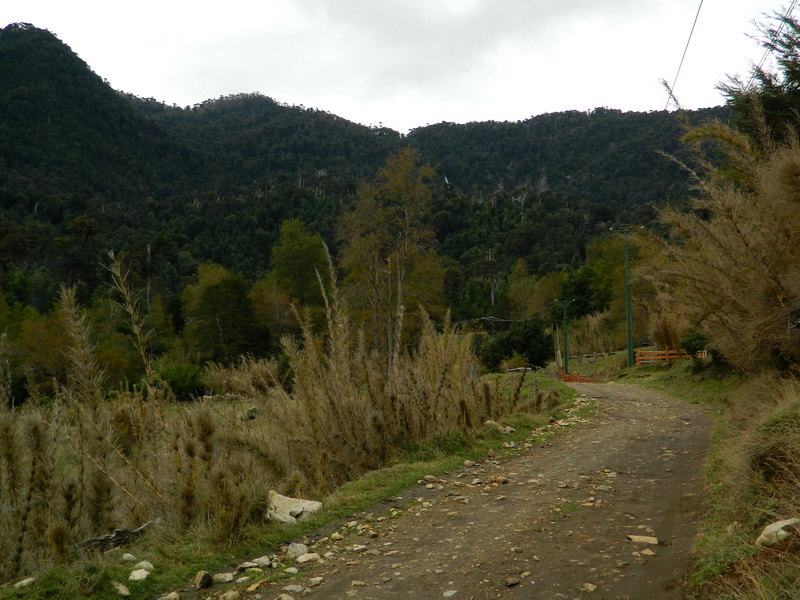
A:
[
  {"xmin": 447, "ymin": 291, "xmax": 596, "ymax": 328},
  {"xmin": 665, "ymin": 0, "xmax": 705, "ymax": 110}
]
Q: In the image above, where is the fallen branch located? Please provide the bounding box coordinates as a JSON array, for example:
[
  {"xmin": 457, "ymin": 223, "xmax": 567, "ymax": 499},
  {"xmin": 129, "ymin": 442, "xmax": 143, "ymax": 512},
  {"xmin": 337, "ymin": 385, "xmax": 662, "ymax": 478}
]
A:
[{"xmin": 72, "ymin": 521, "xmax": 152, "ymax": 553}]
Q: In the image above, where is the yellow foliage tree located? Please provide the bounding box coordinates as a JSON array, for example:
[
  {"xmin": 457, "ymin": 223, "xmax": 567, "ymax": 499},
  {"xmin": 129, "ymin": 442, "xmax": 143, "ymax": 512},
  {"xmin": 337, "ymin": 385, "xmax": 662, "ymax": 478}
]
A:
[{"xmin": 338, "ymin": 148, "xmax": 443, "ymax": 378}]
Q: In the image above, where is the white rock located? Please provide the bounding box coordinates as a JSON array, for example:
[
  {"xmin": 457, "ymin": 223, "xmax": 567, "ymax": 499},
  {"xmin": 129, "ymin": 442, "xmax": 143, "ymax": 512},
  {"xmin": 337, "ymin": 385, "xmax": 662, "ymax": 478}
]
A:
[
  {"xmin": 443, "ymin": 591, "xmax": 458, "ymax": 597},
  {"xmin": 581, "ymin": 582, "xmax": 598, "ymax": 592},
  {"xmin": 626, "ymin": 534, "xmax": 659, "ymax": 545},
  {"xmin": 283, "ymin": 584, "xmax": 305, "ymax": 593},
  {"xmin": 133, "ymin": 561, "xmax": 154, "ymax": 572},
  {"xmin": 756, "ymin": 518, "xmax": 800, "ymax": 547},
  {"xmin": 286, "ymin": 542, "xmax": 308, "ymax": 559},
  {"xmin": 268, "ymin": 490, "xmax": 322, "ymax": 523},
  {"xmin": 194, "ymin": 570, "xmax": 213, "ymax": 589},
  {"xmin": 121, "ymin": 553, "xmax": 136, "ymax": 562},
  {"xmin": 111, "ymin": 581, "xmax": 130, "ymax": 596},
  {"xmin": 128, "ymin": 569, "xmax": 150, "ymax": 581},
  {"xmin": 213, "ymin": 572, "xmax": 234, "ymax": 584},
  {"xmin": 276, "ymin": 595, "xmax": 295, "ymax": 600},
  {"xmin": 219, "ymin": 591, "xmax": 241, "ymax": 600},
  {"xmin": 13, "ymin": 577, "xmax": 35, "ymax": 589},
  {"xmin": 641, "ymin": 548, "xmax": 657, "ymax": 556},
  {"xmin": 252, "ymin": 555, "xmax": 275, "ymax": 567},
  {"xmin": 236, "ymin": 576, "xmax": 250, "ymax": 584},
  {"xmin": 483, "ymin": 420, "xmax": 514, "ymax": 434},
  {"xmin": 296, "ymin": 552, "xmax": 320, "ymax": 563},
  {"xmin": 284, "ymin": 567, "xmax": 299, "ymax": 575},
  {"xmin": 309, "ymin": 577, "xmax": 324, "ymax": 586},
  {"xmin": 237, "ymin": 561, "xmax": 258, "ymax": 571},
  {"xmin": 157, "ymin": 593, "xmax": 180, "ymax": 600},
  {"xmin": 330, "ymin": 532, "xmax": 345, "ymax": 541}
]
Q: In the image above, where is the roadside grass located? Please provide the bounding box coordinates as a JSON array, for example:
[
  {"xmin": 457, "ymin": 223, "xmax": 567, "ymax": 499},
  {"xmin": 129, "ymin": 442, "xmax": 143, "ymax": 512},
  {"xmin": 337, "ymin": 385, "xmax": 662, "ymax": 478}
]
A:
[
  {"xmin": 0, "ymin": 372, "xmax": 584, "ymax": 600},
  {"xmin": 563, "ymin": 351, "xmax": 628, "ymax": 381},
  {"xmin": 611, "ymin": 357, "xmax": 800, "ymax": 599},
  {"xmin": 615, "ymin": 357, "xmax": 744, "ymax": 415}
]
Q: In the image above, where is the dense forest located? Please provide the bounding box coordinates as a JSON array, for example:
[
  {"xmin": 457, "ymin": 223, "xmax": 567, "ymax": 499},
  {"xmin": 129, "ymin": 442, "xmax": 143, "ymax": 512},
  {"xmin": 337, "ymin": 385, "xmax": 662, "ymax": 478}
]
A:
[{"xmin": 0, "ymin": 21, "xmax": 727, "ymax": 400}]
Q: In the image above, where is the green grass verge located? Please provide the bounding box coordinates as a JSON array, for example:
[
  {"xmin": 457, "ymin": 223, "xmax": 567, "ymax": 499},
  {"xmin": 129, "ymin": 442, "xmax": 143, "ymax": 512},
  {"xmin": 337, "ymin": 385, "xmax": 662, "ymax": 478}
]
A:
[{"xmin": 612, "ymin": 356, "xmax": 744, "ymax": 413}]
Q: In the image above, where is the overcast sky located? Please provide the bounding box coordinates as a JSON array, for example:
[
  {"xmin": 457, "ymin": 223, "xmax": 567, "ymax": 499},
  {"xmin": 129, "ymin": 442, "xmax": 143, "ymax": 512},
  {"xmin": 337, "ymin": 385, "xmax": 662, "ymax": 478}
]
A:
[{"xmin": 4, "ymin": 0, "xmax": 785, "ymax": 132}]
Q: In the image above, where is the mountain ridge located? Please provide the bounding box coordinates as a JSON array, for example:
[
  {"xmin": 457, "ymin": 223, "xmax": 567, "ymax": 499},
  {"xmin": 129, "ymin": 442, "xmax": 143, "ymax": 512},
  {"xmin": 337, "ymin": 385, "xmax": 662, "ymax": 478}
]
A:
[{"xmin": 1, "ymin": 23, "xmax": 724, "ymax": 209}]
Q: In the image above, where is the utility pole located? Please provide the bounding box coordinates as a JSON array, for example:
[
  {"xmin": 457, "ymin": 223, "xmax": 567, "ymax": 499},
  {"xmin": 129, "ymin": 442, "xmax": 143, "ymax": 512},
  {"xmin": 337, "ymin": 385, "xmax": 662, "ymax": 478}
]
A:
[
  {"xmin": 554, "ymin": 298, "xmax": 577, "ymax": 374},
  {"xmin": 611, "ymin": 228, "xmax": 635, "ymax": 367}
]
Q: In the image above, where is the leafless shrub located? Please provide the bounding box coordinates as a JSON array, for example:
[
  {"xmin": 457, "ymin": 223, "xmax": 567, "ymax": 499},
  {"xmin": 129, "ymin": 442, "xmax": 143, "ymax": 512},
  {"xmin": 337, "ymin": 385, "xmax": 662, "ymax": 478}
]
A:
[
  {"xmin": 202, "ymin": 356, "xmax": 281, "ymax": 397},
  {"xmin": 0, "ymin": 261, "xmax": 524, "ymax": 577},
  {"xmin": 58, "ymin": 287, "xmax": 105, "ymax": 410},
  {"xmin": 642, "ymin": 132, "xmax": 800, "ymax": 372},
  {"xmin": 106, "ymin": 251, "xmax": 154, "ymax": 380},
  {"xmin": 648, "ymin": 311, "xmax": 686, "ymax": 350}
]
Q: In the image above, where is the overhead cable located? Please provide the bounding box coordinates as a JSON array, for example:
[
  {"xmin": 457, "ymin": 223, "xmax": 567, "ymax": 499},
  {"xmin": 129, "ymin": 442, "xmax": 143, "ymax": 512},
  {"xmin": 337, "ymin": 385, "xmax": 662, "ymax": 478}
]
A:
[{"xmin": 665, "ymin": 0, "xmax": 705, "ymax": 110}]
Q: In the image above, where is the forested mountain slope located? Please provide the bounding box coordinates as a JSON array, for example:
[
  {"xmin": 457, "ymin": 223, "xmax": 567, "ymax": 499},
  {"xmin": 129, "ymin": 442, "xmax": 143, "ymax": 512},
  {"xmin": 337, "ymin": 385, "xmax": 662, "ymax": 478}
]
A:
[
  {"xmin": 0, "ymin": 23, "xmax": 724, "ymax": 308},
  {"xmin": 0, "ymin": 23, "xmax": 203, "ymax": 205},
  {"xmin": 408, "ymin": 107, "xmax": 723, "ymax": 208}
]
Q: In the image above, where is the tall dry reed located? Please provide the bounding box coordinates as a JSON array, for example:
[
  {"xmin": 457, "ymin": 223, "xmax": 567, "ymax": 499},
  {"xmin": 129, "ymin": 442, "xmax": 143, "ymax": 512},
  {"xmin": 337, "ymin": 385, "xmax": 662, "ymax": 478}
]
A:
[{"xmin": 0, "ymin": 265, "xmax": 521, "ymax": 579}]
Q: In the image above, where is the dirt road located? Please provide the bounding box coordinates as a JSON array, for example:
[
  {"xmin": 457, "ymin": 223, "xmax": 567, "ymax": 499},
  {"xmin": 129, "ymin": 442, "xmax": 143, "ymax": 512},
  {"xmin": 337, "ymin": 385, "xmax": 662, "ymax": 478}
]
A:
[{"xmin": 199, "ymin": 383, "xmax": 712, "ymax": 600}]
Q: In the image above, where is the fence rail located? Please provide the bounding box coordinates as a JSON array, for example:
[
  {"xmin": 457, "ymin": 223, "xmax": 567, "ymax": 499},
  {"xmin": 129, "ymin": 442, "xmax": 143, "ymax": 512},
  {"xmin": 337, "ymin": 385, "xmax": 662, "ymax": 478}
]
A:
[{"xmin": 634, "ymin": 349, "xmax": 692, "ymax": 366}]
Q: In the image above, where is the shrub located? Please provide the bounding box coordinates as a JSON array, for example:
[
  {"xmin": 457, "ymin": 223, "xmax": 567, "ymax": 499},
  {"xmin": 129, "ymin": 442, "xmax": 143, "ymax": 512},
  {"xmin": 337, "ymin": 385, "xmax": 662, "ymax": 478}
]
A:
[
  {"xmin": 159, "ymin": 364, "xmax": 205, "ymax": 401},
  {"xmin": 680, "ymin": 329, "xmax": 709, "ymax": 356},
  {"xmin": 480, "ymin": 319, "xmax": 552, "ymax": 371}
]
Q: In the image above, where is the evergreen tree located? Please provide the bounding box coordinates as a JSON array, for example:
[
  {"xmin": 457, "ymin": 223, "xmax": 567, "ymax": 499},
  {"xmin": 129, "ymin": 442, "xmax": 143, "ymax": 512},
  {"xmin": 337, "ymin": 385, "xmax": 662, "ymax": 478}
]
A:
[
  {"xmin": 720, "ymin": 9, "xmax": 800, "ymax": 144},
  {"xmin": 182, "ymin": 266, "xmax": 269, "ymax": 363},
  {"xmin": 269, "ymin": 219, "xmax": 330, "ymax": 307}
]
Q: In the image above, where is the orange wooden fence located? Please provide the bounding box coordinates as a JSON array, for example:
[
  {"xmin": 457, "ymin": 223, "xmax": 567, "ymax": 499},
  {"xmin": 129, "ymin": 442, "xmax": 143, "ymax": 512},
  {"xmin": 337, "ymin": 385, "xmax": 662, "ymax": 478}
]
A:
[{"xmin": 634, "ymin": 349, "xmax": 692, "ymax": 366}]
